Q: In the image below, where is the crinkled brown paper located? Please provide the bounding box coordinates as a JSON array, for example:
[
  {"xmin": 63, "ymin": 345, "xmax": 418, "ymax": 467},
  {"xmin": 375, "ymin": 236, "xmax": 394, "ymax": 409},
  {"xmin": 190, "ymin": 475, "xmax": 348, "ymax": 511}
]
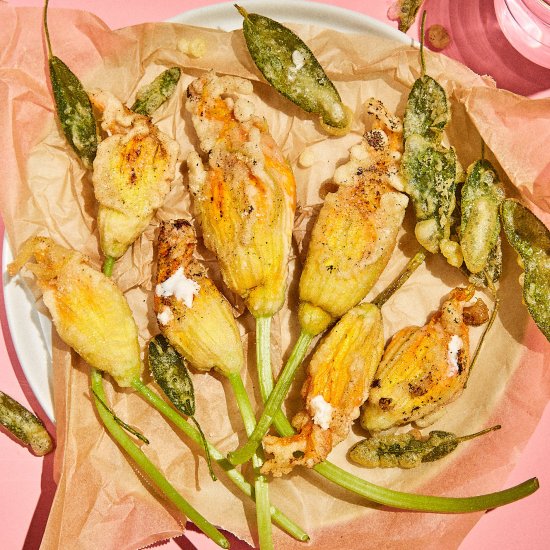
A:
[{"xmin": 0, "ymin": 5, "xmax": 549, "ymax": 550}]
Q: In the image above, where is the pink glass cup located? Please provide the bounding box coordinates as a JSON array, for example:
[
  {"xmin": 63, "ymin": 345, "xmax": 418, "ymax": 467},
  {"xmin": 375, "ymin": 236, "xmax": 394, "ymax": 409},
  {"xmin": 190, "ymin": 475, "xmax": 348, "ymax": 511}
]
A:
[{"xmin": 494, "ymin": 0, "xmax": 550, "ymax": 68}]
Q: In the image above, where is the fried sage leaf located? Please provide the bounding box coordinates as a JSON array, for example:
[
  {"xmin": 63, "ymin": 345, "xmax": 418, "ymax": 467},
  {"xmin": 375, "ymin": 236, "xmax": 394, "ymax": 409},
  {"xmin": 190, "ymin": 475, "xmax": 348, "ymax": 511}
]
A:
[
  {"xmin": 501, "ymin": 199, "xmax": 550, "ymax": 340},
  {"xmin": 392, "ymin": 0, "xmax": 425, "ymax": 33},
  {"xmin": 349, "ymin": 425, "xmax": 500, "ymax": 469},
  {"xmin": 148, "ymin": 334, "xmax": 216, "ymax": 480},
  {"xmin": 48, "ymin": 56, "xmax": 98, "ymax": 169},
  {"xmin": 44, "ymin": 0, "xmax": 97, "ymax": 168},
  {"xmin": 237, "ymin": 5, "xmax": 351, "ymax": 132},
  {"xmin": 131, "ymin": 67, "xmax": 182, "ymax": 116},
  {"xmin": 401, "ymin": 135, "xmax": 459, "ymax": 253},
  {"xmin": 461, "ymin": 159, "xmax": 505, "ymax": 278},
  {"xmin": 0, "ymin": 390, "xmax": 53, "ymax": 455},
  {"xmin": 403, "ymin": 75, "xmax": 449, "ymax": 141}
]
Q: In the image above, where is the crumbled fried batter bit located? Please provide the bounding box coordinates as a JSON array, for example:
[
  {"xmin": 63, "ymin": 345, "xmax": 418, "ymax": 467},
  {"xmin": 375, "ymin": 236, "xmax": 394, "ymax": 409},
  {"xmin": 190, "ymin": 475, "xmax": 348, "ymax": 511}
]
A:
[
  {"xmin": 178, "ymin": 37, "xmax": 207, "ymax": 58},
  {"xmin": 427, "ymin": 24, "xmax": 451, "ymax": 50},
  {"xmin": 298, "ymin": 148, "xmax": 315, "ymax": 168}
]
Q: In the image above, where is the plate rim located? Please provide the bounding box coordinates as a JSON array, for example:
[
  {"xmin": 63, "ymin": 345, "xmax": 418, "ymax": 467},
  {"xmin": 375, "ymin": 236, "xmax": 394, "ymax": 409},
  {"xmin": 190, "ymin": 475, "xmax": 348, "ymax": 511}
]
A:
[{"xmin": 2, "ymin": 0, "xmax": 413, "ymax": 423}]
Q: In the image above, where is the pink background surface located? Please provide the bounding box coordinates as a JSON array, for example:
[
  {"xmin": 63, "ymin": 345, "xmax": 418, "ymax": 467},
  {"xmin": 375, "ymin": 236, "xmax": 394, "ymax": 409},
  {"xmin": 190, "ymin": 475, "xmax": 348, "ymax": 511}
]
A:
[{"xmin": 1, "ymin": 1, "xmax": 549, "ymax": 549}]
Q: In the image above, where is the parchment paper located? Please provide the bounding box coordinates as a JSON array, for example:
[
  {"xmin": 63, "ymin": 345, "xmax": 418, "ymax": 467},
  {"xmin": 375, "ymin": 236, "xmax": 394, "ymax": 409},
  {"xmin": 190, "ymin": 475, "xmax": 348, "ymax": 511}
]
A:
[{"xmin": 0, "ymin": 5, "xmax": 549, "ymax": 550}]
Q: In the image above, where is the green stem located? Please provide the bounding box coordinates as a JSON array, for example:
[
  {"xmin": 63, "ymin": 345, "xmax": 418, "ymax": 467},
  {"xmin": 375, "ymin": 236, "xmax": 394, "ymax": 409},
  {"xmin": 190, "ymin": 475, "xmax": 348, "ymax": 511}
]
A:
[
  {"xmin": 227, "ymin": 373, "xmax": 274, "ymax": 550},
  {"xmin": 102, "ymin": 255, "xmax": 115, "ymax": 277},
  {"xmin": 456, "ymin": 424, "xmax": 501, "ymax": 443},
  {"xmin": 91, "ymin": 387, "xmax": 150, "ymax": 444},
  {"xmin": 43, "ymin": 0, "xmax": 53, "ymax": 58},
  {"xmin": 257, "ymin": 361, "xmax": 539, "ymax": 513},
  {"xmin": 420, "ymin": 10, "xmax": 427, "ymax": 76},
  {"xmin": 256, "ymin": 316, "xmax": 272, "ymax": 407},
  {"xmin": 227, "ymin": 330, "xmax": 313, "ymax": 466},
  {"xmin": 313, "ymin": 461, "xmax": 537, "ymax": 513},
  {"xmin": 90, "ymin": 370, "xmax": 228, "ymax": 548},
  {"xmin": 131, "ymin": 378, "xmax": 308, "ymax": 541},
  {"xmin": 133, "ymin": 379, "xmax": 306, "ymax": 541},
  {"xmin": 465, "ymin": 295, "xmax": 500, "ymax": 386},
  {"xmin": 372, "ymin": 249, "xmax": 426, "ymax": 308}
]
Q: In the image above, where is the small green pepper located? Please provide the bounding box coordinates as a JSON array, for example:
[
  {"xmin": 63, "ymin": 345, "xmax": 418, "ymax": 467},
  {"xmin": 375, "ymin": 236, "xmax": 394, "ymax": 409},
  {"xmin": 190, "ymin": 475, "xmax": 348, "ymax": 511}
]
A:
[
  {"xmin": 131, "ymin": 67, "xmax": 182, "ymax": 116},
  {"xmin": 349, "ymin": 425, "xmax": 501, "ymax": 469},
  {"xmin": 44, "ymin": 0, "xmax": 97, "ymax": 169},
  {"xmin": 237, "ymin": 5, "xmax": 351, "ymax": 133},
  {"xmin": 148, "ymin": 335, "xmax": 216, "ymax": 480},
  {"xmin": 460, "ymin": 160, "xmax": 505, "ymax": 279},
  {"xmin": 0, "ymin": 390, "xmax": 53, "ymax": 455},
  {"xmin": 501, "ymin": 199, "xmax": 550, "ymax": 341}
]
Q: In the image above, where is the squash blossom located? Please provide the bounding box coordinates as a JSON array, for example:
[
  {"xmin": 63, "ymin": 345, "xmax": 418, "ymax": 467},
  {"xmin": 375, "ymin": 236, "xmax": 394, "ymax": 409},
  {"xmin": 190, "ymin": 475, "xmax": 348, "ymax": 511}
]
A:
[
  {"xmin": 186, "ymin": 71, "xmax": 296, "ymax": 318},
  {"xmin": 262, "ymin": 303, "xmax": 384, "ymax": 476},
  {"xmin": 8, "ymin": 237, "xmax": 142, "ymax": 386},
  {"xmin": 361, "ymin": 285, "xmax": 477, "ymax": 432},
  {"xmin": 299, "ymin": 99, "xmax": 408, "ymax": 336},
  {"xmin": 89, "ymin": 89, "xmax": 179, "ymax": 260},
  {"xmin": 154, "ymin": 219, "xmax": 244, "ymax": 376}
]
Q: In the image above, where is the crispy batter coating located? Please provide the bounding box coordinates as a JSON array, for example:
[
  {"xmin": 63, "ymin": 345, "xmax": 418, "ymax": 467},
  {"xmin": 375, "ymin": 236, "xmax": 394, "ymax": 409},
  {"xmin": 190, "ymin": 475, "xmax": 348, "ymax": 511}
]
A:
[
  {"xmin": 262, "ymin": 304, "xmax": 384, "ymax": 476},
  {"xmin": 298, "ymin": 99, "xmax": 409, "ymax": 336},
  {"xmin": 8, "ymin": 237, "xmax": 142, "ymax": 386},
  {"xmin": 154, "ymin": 220, "xmax": 244, "ymax": 376},
  {"xmin": 186, "ymin": 71, "xmax": 296, "ymax": 318},
  {"xmin": 361, "ymin": 286, "xmax": 475, "ymax": 431},
  {"xmin": 90, "ymin": 90, "xmax": 179, "ymax": 259}
]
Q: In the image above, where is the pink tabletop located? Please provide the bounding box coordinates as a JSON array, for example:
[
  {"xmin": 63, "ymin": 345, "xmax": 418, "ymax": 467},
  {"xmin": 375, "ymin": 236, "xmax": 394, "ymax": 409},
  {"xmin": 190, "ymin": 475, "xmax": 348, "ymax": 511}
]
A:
[{"xmin": 1, "ymin": 1, "xmax": 549, "ymax": 549}]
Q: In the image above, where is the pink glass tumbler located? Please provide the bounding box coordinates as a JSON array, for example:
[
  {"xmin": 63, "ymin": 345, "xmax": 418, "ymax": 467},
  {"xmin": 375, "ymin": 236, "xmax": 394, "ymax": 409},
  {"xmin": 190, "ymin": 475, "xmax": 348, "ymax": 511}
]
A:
[{"xmin": 494, "ymin": 0, "xmax": 550, "ymax": 68}]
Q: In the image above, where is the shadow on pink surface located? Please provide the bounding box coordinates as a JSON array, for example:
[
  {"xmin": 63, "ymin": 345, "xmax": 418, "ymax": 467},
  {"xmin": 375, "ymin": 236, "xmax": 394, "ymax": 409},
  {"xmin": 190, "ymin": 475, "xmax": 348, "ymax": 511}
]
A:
[
  {"xmin": 22, "ymin": 452, "xmax": 57, "ymax": 550},
  {"xmin": 422, "ymin": 0, "xmax": 550, "ymax": 96}
]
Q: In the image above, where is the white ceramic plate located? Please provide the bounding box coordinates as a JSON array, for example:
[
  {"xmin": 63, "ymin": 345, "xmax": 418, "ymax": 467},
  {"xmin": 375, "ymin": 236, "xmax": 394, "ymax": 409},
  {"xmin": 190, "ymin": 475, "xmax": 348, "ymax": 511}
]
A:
[{"xmin": 2, "ymin": 1, "xmax": 410, "ymax": 423}]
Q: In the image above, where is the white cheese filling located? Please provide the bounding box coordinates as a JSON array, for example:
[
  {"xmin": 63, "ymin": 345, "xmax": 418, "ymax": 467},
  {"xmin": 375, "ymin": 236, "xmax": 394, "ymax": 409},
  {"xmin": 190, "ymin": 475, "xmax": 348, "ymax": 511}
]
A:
[
  {"xmin": 447, "ymin": 335, "xmax": 463, "ymax": 377},
  {"xmin": 288, "ymin": 49, "xmax": 306, "ymax": 81},
  {"xmin": 157, "ymin": 306, "xmax": 174, "ymax": 326},
  {"xmin": 155, "ymin": 267, "xmax": 200, "ymax": 308},
  {"xmin": 310, "ymin": 394, "xmax": 334, "ymax": 430}
]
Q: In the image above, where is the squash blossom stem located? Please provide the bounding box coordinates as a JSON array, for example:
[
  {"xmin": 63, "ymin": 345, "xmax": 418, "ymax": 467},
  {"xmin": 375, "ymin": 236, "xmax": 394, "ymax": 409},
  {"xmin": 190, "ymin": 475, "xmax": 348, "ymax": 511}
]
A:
[
  {"xmin": 102, "ymin": 255, "xmax": 115, "ymax": 277},
  {"xmin": 228, "ymin": 330, "xmax": 313, "ymax": 466},
  {"xmin": 131, "ymin": 378, "xmax": 308, "ymax": 541},
  {"xmin": 227, "ymin": 373, "xmax": 274, "ymax": 550},
  {"xmin": 255, "ymin": 355, "xmax": 539, "ymax": 512},
  {"xmin": 255, "ymin": 316, "xmax": 273, "ymax": 408},
  {"xmin": 372, "ymin": 249, "xmax": 426, "ymax": 308},
  {"xmin": 43, "ymin": 0, "xmax": 53, "ymax": 58},
  {"xmin": 90, "ymin": 369, "xmax": 229, "ymax": 549}
]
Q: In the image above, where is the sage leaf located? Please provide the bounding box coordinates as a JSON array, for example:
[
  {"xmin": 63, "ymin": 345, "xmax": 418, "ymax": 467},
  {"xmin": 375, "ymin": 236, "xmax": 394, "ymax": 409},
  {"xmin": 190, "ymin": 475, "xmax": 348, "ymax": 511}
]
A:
[
  {"xmin": 148, "ymin": 335, "xmax": 217, "ymax": 480},
  {"xmin": 501, "ymin": 199, "xmax": 550, "ymax": 341},
  {"xmin": 237, "ymin": 5, "xmax": 351, "ymax": 132}
]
